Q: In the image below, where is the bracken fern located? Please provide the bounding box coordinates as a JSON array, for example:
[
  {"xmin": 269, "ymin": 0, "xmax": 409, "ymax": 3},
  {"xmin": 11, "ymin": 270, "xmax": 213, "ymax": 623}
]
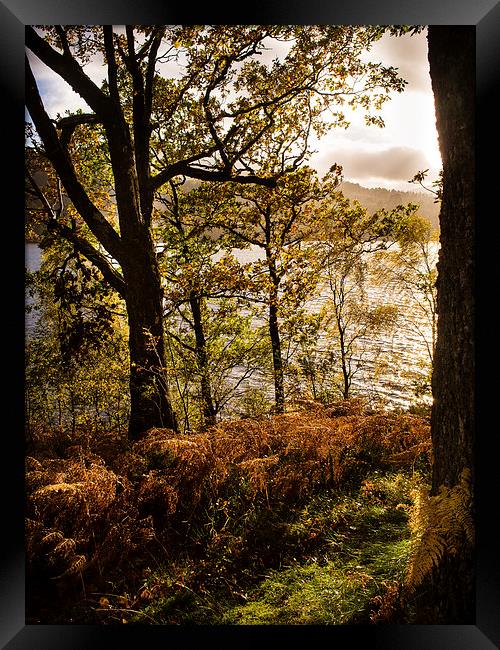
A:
[{"xmin": 405, "ymin": 468, "xmax": 474, "ymax": 593}]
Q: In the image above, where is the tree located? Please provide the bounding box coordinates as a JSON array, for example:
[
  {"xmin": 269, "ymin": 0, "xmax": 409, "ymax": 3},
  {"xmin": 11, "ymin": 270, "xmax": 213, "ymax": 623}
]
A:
[
  {"xmin": 156, "ymin": 180, "xmax": 232, "ymax": 427},
  {"xmin": 25, "ymin": 246, "xmax": 129, "ymax": 442},
  {"xmin": 367, "ymin": 210, "xmax": 439, "ymax": 405},
  {"xmin": 315, "ymin": 193, "xmax": 416, "ymax": 403},
  {"xmin": 387, "ymin": 212, "xmax": 438, "ymax": 364},
  {"xmin": 156, "ymin": 180, "xmax": 267, "ymax": 429},
  {"xmin": 323, "ymin": 253, "xmax": 398, "ymax": 401},
  {"xmin": 428, "ymin": 26, "xmax": 475, "ymax": 495},
  {"xmin": 219, "ymin": 167, "xmax": 335, "ymax": 412},
  {"xmin": 410, "ymin": 25, "xmax": 475, "ymax": 624},
  {"xmin": 25, "ymin": 25, "xmax": 407, "ymax": 438}
]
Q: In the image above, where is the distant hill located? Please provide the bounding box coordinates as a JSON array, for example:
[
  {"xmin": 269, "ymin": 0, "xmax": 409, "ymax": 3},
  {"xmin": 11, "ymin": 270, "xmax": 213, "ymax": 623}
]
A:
[
  {"xmin": 339, "ymin": 181, "xmax": 440, "ymax": 230},
  {"xmin": 171, "ymin": 178, "xmax": 441, "ymax": 229},
  {"xmin": 26, "ymin": 174, "xmax": 441, "ymax": 246}
]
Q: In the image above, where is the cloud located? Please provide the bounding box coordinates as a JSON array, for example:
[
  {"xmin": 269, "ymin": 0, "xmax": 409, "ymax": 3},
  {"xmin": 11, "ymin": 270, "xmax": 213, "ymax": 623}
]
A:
[
  {"xmin": 312, "ymin": 145, "xmax": 432, "ymax": 183},
  {"xmin": 27, "ymin": 48, "xmax": 106, "ymax": 118},
  {"xmin": 367, "ymin": 30, "xmax": 432, "ymax": 95},
  {"xmin": 26, "ymin": 27, "xmax": 439, "ymax": 193}
]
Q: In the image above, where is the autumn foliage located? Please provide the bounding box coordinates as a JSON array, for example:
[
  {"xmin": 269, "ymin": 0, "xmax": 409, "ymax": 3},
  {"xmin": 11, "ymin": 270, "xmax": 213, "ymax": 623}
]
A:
[{"xmin": 25, "ymin": 399, "xmax": 430, "ymax": 623}]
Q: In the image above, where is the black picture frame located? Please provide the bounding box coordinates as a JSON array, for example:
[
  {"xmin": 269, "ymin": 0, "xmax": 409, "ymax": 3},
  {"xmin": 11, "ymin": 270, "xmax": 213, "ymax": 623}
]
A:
[{"xmin": 3, "ymin": 1, "xmax": 499, "ymax": 647}]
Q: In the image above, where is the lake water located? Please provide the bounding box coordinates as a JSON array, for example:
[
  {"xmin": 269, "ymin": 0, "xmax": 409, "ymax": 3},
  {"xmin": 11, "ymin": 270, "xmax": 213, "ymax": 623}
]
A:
[
  {"xmin": 25, "ymin": 242, "xmax": 42, "ymax": 338},
  {"xmin": 25, "ymin": 242, "xmax": 435, "ymax": 409},
  {"xmin": 230, "ymin": 245, "xmax": 435, "ymax": 409}
]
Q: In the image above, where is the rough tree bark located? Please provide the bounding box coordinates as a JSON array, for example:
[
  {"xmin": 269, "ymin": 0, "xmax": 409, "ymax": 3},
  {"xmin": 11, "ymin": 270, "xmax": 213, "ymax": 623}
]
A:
[
  {"xmin": 423, "ymin": 24, "xmax": 475, "ymax": 623},
  {"xmin": 429, "ymin": 26, "xmax": 475, "ymax": 494}
]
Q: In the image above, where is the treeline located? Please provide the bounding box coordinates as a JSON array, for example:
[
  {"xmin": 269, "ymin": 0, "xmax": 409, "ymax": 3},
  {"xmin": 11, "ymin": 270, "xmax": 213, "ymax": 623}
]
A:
[{"xmin": 340, "ymin": 181, "xmax": 441, "ymax": 229}]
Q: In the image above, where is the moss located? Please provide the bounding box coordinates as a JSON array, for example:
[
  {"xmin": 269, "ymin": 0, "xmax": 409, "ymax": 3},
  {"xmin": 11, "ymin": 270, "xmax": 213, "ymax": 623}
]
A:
[
  {"xmin": 219, "ymin": 472, "xmax": 415, "ymax": 625},
  {"xmin": 131, "ymin": 584, "xmax": 226, "ymax": 625}
]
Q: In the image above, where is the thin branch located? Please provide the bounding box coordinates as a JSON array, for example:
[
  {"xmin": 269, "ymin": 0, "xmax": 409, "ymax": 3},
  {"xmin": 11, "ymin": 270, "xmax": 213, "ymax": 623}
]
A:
[
  {"xmin": 25, "ymin": 56, "xmax": 124, "ymax": 265},
  {"xmin": 165, "ymin": 329, "xmax": 196, "ymax": 353},
  {"xmin": 26, "ymin": 169, "xmax": 126, "ymax": 297},
  {"xmin": 150, "ymin": 158, "xmax": 276, "ymax": 191},
  {"xmin": 56, "ymin": 113, "xmax": 101, "ymax": 150}
]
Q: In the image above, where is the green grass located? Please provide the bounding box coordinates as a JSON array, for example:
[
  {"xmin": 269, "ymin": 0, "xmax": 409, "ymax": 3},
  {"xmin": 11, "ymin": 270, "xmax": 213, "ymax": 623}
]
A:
[
  {"xmin": 130, "ymin": 469, "xmax": 423, "ymax": 625},
  {"xmin": 221, "ymin": 562, "xmax": 383, "ymax": 624}
]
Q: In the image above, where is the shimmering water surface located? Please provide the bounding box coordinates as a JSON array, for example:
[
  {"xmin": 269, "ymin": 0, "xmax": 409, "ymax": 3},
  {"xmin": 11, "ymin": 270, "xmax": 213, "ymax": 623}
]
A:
[{"xmin": 25, "ymin": 242, "xmax": 436, "ymax": 409}]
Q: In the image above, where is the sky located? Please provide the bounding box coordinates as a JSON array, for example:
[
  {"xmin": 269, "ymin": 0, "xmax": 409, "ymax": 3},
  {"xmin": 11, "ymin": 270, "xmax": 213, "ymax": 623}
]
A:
[
  {"xmin": 27, "ymin": 27, "xmax": 442, "ymax": 193},
  {"xmin": 309, "ymin": 29, "xmax": 442, "ymax": 191}
]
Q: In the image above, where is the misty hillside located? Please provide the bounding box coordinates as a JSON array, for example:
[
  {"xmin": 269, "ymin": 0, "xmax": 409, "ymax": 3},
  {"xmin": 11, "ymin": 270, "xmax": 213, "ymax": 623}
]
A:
[
  {"xmin": 26, "ymin": 177, "xmax": 440, "ymax": 245},
  {"xmin": 167, "ymin": 178, "xmax": 441, "ymax": 229},
  {"xmin": 339, "ymin": 181, "xmax": 440, "ymax": 229}
]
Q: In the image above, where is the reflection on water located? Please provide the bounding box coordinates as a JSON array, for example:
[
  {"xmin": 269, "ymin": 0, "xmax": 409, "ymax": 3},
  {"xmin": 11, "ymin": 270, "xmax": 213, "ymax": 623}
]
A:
[
  {"xmin": 25, "ymin": 242, "xmax": 42, "ymax": 338},
  {"xmin": 25, "ymin": 242, "xmax": 435, "ymax": 410},
  {"xmin": 232, "ymin": 245, "xmax": 435, "ymax": 409}
]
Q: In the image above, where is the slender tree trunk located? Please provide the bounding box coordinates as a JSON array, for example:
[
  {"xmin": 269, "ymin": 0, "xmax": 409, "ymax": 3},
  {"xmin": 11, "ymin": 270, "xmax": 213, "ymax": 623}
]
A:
[
  {"xmin": 117, "ymin": 393, "xmax": 122, "ymax": 436},
  {"xmin": 268, "ymin": 281, "xmax": 285, "ymax": 413},
  {"xmin": 264, "ymin": 223, "xmax": 285, "ymax": 414},
  {"xmin": 332, "ymin": 283, "xmax": 351, "ymax": 400},
  {"xmin": 189, "ymin": 291, "xmax": 217, "ymax": 427},
  {"xmin": 338, "ymin": 325, "xmax": 350, "ymax": 400},
  {"xmin": 310, "ymin": 372, "xmax": 317, "ymax": 401},
  {"xmin": 416, "ymin": 25, "xmax": 475, "ymax": 623}
]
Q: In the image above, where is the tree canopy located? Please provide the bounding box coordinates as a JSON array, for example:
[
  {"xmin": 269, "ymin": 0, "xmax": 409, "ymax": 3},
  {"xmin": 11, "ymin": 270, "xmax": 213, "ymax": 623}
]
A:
[{"xmin": 26, "ymin": 25, "xmax": 409, "ymax": 436}]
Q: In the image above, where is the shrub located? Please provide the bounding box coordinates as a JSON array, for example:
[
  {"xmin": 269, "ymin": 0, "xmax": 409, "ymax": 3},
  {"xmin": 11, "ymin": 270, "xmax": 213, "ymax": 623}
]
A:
[{"xmin": 25, "ymin": 402, "xmax": 430, "ymax": 622}]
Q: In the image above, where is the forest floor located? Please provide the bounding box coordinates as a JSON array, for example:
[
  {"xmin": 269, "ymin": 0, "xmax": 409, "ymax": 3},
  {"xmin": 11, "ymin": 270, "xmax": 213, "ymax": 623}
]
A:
[{"xmin": 25, "ymin": 398, "xmax": 431, "ymax": 625}]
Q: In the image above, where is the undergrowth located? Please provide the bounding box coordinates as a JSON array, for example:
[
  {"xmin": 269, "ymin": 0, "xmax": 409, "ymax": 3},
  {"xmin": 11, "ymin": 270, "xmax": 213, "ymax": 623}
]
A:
[{"xmin": 25, "ymin": 398, "xmax": 431, "ymax": 624}]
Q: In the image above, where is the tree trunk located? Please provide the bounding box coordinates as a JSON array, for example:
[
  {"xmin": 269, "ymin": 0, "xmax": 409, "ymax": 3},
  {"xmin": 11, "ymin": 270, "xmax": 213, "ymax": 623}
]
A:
[
  {"xmin": 104, "ymin": 113, "xmax": 178, "ymax": 439},
  {"xmin": 268, "ymin": 287, "xmax": 285, "ymax": 413},
  {"xmin": 338, "ymin": 324, "xmax": 350, "ymax": 400},
  {"xmin": 123, "ymin": 227, "xmax": 178, "ymax": 439},
  {"xmin": 189, "ymin": 291, "xmax": 217, "ymax": 428},
  {"xmin": 429, "ymin": 26, "xmax": 475, "ymax": 493},
  {"xmin": 421, "ymin": 24, "xmax": 475, "ymax": 623},
  {"xmin": 264, "ymin": 225, "xmax": 285, "ymax": 414},
  {"xmin": 332, "ymin": 282, "xmax": 351, "ymax": 400}
]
